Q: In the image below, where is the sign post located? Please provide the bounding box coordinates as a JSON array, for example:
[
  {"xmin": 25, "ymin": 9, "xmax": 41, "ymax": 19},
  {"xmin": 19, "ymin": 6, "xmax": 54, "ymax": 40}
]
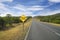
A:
[
  {"xmin": 20, "ymin": 15, "xmax": 27, "ymax": 32},
  {"xmin": 20, "ymin": 15, "xmax": 27, "ymax": 40}
]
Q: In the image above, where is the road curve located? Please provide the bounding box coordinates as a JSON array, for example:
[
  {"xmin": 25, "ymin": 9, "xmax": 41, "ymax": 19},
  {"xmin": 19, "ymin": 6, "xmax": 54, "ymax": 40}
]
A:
[{"xmin": 27, "ymin": 20, "xmax": 60, "ymax": 40}]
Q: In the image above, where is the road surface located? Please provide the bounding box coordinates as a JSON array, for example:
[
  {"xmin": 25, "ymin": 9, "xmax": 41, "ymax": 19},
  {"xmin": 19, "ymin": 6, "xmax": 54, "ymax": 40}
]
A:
[{"xmin": 27, "ymin": 20, "xmax": 60, "ymax": 40}]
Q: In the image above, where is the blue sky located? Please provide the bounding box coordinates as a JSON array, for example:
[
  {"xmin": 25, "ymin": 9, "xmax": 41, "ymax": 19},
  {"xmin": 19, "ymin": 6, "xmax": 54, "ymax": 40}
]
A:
[{"xmin": 0, "ymin": 0, "xmax": 60, "ymax": 16}]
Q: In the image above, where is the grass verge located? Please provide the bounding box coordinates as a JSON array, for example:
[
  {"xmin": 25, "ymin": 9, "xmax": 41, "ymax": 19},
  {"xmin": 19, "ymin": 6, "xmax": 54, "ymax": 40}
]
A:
[{"xmin": 0, "ymin": 19, "xmax": 32, "ymax": 40}]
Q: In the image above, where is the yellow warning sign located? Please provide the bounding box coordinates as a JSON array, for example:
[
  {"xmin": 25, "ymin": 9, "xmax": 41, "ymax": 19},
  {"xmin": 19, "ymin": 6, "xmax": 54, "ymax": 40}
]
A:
[{"xmin": 20, "ymin": 15, "xmax": 27, "ymax": 22}]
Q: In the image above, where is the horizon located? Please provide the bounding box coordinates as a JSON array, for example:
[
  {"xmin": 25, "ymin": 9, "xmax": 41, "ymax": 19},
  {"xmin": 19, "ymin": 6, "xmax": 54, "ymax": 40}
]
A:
[{"xmin": 0, "ymin": 13, "xmax": 59, "ymax": 17}]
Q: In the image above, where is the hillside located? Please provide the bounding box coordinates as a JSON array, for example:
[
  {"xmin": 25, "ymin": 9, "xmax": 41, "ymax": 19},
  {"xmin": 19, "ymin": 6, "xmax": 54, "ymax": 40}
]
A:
[{"xmin": 36, "ymin": 13, "xmax": 60, "ymax": 24}]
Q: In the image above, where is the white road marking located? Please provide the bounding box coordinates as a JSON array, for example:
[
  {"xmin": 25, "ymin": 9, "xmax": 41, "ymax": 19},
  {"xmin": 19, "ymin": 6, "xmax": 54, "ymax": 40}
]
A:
[
  {"xmin": 24, "ymin": 25, "xmax": 31, "ymax": 40},
  {"xmin": 45, "ymin": 26, "xmax": 60, "ymax": 37},
  {"xmin": 55, "ymin": 32, "xmax": 60, "ymax": 36},
  {"xmin": 41, "ymin": 23, "xmax": 60, "ymax": 37}
]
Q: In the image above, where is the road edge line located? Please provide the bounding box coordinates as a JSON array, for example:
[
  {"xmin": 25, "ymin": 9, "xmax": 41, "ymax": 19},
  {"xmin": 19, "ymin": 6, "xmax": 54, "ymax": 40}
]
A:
[{"xmin": 24, "ymin": 25, "xmax": 31, "ymax": 40}]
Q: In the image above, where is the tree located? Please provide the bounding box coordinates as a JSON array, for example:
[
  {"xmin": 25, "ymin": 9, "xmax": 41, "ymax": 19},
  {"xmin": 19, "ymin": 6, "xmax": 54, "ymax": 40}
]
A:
[{"xmin": 0, "ymin": 17, "xmax": 5, "ymax": 30}]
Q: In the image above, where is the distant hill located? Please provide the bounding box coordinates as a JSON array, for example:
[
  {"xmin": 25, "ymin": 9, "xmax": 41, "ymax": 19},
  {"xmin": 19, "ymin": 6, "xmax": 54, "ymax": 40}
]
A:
[
  {"xmin": 53, "ymin": 13, "xmax": 60, "ymax": 16},
  {"xmin": 36, "ymin": 13, "xmax": 60, "ymax": 24}
]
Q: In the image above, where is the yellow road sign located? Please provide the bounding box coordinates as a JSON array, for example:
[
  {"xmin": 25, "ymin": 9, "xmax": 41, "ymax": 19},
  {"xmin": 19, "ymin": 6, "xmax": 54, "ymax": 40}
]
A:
[{"xmin": 20, "ymin": 15, "xmax": 27, "ymax": 22}]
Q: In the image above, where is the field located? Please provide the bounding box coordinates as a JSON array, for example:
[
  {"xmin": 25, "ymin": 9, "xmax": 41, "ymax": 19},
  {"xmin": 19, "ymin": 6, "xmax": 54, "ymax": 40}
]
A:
[{"xmin": 0, "ymin": 19, "xmax": 32, "ymax": 40}]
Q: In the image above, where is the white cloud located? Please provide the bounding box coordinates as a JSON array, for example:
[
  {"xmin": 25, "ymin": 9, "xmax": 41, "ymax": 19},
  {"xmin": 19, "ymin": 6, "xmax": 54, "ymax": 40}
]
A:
[
  {"xmin": 0, "ymin": 12, "xmax": 13, "ymax": 17},
  {"xmin": 0, "ymin": 3, "xmax": 8, "ymax": 11},
  {"xmin": 31, "ymin": 5, "xmax": 43, "ymax": 8},
  {"xmin": 13, "ymin": 4, "xmax": 26, "ymax": 11},
  {"xmin": 13, "ymin": 4, "xmax": 45, "ymax": 11},
  {"xmin": 27, "ymin": 7, "xmax": 44, "ymax": 11},
  {"xmin": 0, "ymin": 0, "xmax": 13, "ymax": 2},
  {"xmin": 0, "ymin": 1, "xmax": 58, "ymax": 17},
  {"xmin": 48, "ymin": 0, "xmax": 60, "ymax": 3},
  {"xmin": 31, "ymin": 5, "xmax": 48, "ymax": 8},
  {"xmin": 0, "ymin": 0, "xmax": 59, "ymax": 17},
  {"xmin": 0, "ymin": 3, "xmax": 13, "ymax": 17},
  {"xmin": 48, "ymin": 10, "xmax": 60, "ymax": 15},
  {"xmin": 0, "ymin": 3, "xmax": 33, "ymax": 16},
  {"xmin": 37, "ymin": 10, "xmax": 60, "ymax": 16},
  {"xmin": 19, "ymin": 12, "xmax": 33, "ymax": 16},
  {"xmin": 12, "ymin": 4, "xmax": 44, "ymax": 16},
  {"xmin": 0, "ymin": 2, "xmax": 59, "ymax": 17},
  {"xmin": 27, "ymin": 5, "xmax": 45, "ymax": 11},
  {"xmin": 0, "ymin": 1, "xmax": 14, "ymax": 14}
]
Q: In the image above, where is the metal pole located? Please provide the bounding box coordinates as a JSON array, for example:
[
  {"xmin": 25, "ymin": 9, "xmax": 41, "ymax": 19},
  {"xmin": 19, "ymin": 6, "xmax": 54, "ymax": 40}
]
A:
[
  {"xmin": 23, "ymin": 22, "xmax": 24, "ymax": 32},
  {"xmin": 22, "ymin": 22, "xmax": 24, "ymax": 40}
]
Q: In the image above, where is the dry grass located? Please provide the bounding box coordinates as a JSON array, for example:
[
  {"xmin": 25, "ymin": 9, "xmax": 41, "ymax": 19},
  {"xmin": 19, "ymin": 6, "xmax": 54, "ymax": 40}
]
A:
[
  {"xmin": 0, "ymin": 19, "xmax": 32, "ymax": 40},
  {"xmin": 47, "ymin": 23, "xmax": 60, "ymax": 26}
]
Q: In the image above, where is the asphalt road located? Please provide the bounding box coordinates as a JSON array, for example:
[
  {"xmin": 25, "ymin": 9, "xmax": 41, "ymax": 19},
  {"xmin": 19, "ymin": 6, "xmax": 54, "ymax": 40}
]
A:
[{"xmin": 27, "ymin": 20, "xmax": 60, "ymax": 40}]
